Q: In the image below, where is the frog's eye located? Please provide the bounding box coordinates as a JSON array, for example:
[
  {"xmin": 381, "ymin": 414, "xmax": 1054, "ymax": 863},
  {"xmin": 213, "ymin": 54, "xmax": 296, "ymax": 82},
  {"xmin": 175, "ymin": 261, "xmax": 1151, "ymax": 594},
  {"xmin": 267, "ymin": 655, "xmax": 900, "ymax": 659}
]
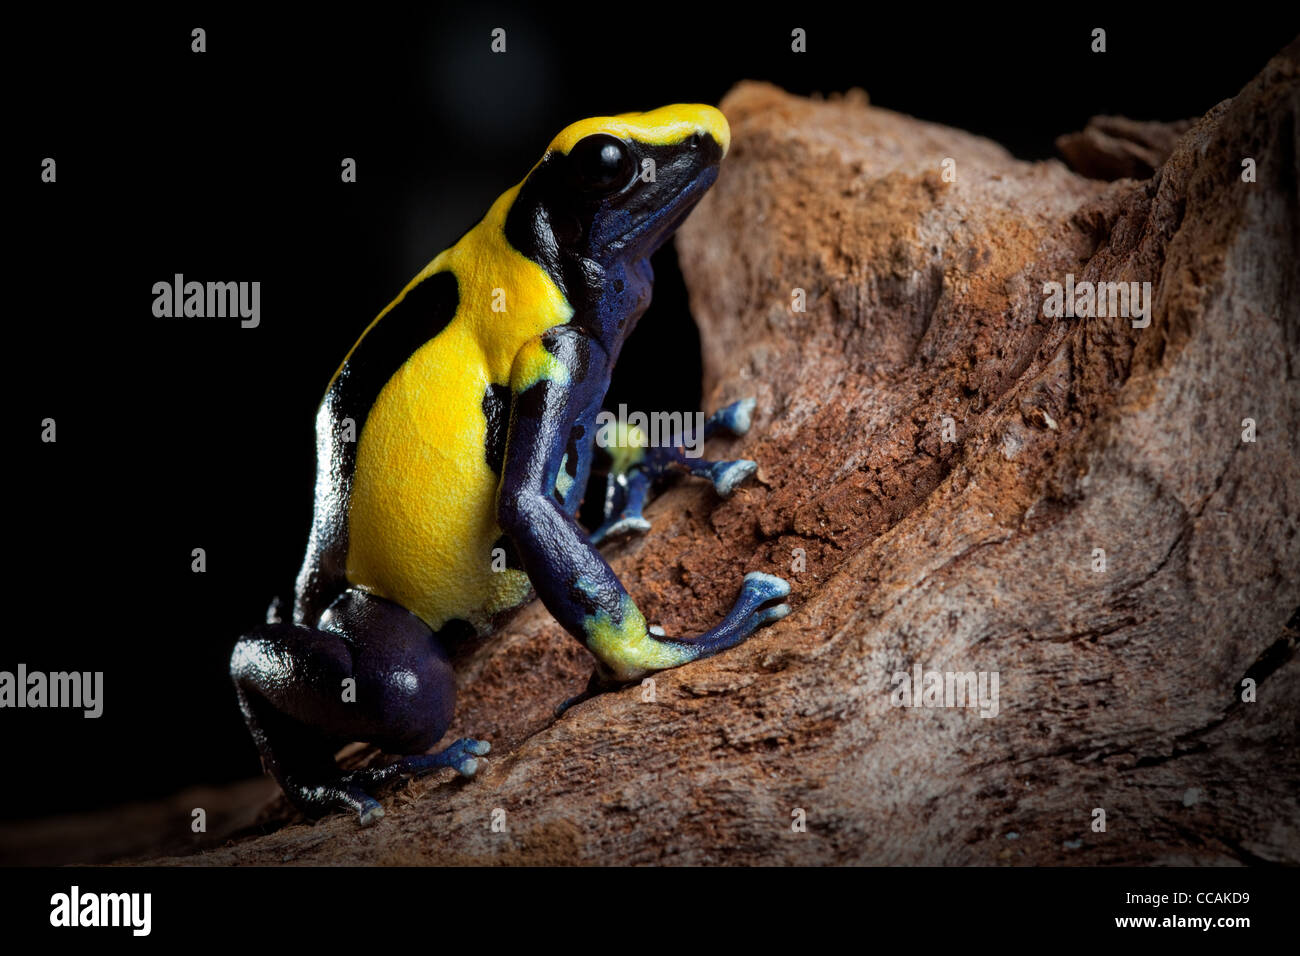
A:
[{"xmin": 568, "ymin": 134, "xmax": 635, "ymax": 195}]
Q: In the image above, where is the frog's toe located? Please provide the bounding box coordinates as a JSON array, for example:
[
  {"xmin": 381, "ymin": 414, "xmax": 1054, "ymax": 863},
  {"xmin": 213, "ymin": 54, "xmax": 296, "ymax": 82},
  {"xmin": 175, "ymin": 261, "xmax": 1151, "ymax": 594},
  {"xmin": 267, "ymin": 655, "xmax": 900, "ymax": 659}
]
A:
[
  {"xmin": 397, "ymin": 737, "xmax": 492, "ymax": 778},
  {"xmin": 449, "ymin": 752, "xmax": 487, "ymax": 778},
  {"xmin": 286, "ymin": 775, "xmax": 387, "ymax": 826},
  {"xmin": 710, "ymin": 459, "xmax": 757, "ymax": 497},
  {"xmin": 706, "ymin": 397, "xmax": 757, "ymax": 436},
  {"xmin": 741, "ymin": 570, "xmax": 792, "ymax": 604},
  {"xmin": 446, "ymin": 737, "xmax": 492, "ymax": 777},
  {"xmin": 357, "ymin": 798, "xmax": 385, "ymax": 827},
  {"xmin": 735, "ymin": 573, "xmax": 792, "ymax": 638},
  {"xmin": 590, "ymin": 514, "xmax": 652, "ymax": 545},
  {"xmin": 645, "ymin": 571, "xmax": 792, "ymax": 662},
  {"xmin": 752, "ymin": 603, "xmax": 791, "ymax": 627}
]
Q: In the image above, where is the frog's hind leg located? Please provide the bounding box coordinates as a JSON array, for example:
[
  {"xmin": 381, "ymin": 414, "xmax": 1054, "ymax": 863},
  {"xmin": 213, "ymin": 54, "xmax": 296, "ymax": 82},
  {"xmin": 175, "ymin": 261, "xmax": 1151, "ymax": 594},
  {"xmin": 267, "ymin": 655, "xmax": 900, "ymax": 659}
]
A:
[
  {"xmin": 230, "ymin": 589, "xmax": 484, "ymax": 826},
  {"xmin": 231, "ymin": 619, "xmax": 387, "ymax": 824}
]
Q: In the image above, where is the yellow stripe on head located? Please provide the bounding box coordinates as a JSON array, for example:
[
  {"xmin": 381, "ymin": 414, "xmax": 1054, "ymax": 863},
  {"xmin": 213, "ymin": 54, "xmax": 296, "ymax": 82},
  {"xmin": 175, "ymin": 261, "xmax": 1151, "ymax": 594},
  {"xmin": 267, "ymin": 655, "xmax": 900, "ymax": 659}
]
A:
[{"xmin": 547, "ymin": 104, "xmax": 730, "ymax": 158}]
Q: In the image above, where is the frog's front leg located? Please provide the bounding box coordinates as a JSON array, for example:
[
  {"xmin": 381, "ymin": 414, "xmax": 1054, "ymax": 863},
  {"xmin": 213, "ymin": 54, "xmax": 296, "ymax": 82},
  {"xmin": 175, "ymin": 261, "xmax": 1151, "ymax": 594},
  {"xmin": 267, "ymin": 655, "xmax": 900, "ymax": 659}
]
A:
[
  {"xmin": 590, "ymin": 397, "xmax": 760, "ymax": 544},
  {"xmin": 499, "ymin": 329, "xmax": 790, "ymax": 686}
]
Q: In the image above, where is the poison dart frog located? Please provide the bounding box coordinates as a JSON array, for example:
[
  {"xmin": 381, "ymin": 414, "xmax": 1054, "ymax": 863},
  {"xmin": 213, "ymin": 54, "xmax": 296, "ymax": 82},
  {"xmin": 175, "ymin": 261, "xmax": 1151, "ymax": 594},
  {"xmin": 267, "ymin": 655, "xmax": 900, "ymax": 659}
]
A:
[{"xmin": 230, "ymin": 104, "xmax": 791, "ymax": 825}]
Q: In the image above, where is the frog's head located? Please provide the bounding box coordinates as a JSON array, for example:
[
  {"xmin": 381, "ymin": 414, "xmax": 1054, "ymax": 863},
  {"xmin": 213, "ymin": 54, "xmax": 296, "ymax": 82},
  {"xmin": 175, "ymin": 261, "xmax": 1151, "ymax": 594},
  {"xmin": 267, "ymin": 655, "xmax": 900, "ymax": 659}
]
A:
[{"xmin": 504, "ymin": 104, "xmax": 729, "ymax": 281}]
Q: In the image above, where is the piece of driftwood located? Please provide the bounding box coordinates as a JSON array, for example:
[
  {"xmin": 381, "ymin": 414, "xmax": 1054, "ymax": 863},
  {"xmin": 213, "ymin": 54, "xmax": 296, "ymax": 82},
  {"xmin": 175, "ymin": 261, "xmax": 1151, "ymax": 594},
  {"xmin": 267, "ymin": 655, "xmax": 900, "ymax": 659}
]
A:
[{"xmin": 14, "ymin": 41, "xmax": 1297, "ymax": 868}]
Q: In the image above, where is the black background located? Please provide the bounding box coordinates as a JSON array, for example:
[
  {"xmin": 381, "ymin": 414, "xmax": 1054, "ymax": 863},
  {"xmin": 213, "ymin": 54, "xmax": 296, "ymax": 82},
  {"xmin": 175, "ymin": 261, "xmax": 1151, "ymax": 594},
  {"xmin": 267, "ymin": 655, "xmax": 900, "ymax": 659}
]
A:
[{"xmin": 10, "ymin": 5, "xmax": 1296, "ymax": 820}]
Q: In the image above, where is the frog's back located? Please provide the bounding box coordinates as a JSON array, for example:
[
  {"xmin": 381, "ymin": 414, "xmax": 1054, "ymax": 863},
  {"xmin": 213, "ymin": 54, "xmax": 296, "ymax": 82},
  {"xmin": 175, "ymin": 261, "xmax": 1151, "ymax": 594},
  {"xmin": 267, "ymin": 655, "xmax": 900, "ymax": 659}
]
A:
[{"xmin": 294, "ymin": 184, "xmax": 574, "ymax": 633}]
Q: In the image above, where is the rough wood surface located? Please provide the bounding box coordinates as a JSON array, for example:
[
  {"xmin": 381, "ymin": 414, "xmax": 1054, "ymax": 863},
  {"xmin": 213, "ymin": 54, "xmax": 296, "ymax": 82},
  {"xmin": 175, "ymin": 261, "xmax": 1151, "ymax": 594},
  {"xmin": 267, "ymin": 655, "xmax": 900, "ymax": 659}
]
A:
[
  {"xmin": 20, "ymin": 43, "xmax": 1299, "ymax": 867},
  {"xmin": 1056, "ymin": 114, "xmax": 1196, "ymax": 180}
]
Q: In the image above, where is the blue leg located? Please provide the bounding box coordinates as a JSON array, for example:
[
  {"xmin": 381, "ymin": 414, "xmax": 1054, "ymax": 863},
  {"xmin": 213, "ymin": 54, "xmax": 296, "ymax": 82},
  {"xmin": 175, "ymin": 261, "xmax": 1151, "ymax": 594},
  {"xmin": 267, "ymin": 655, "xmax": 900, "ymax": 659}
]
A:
[{"xmin": 500, "ymin": 332, "xmax": 790, "ymax": 684}]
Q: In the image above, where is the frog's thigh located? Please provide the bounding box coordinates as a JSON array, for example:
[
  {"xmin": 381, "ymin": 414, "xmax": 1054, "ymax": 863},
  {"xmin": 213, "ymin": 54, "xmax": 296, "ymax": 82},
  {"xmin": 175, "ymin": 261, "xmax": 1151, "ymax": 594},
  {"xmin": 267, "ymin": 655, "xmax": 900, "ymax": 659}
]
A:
[
  {"xmin": 317, "ymin": 589, "xmax": 457, "ymax": 753},
  {"xmin": 232, "ymin": 589, "xmax": 455, "ymax": 757}
]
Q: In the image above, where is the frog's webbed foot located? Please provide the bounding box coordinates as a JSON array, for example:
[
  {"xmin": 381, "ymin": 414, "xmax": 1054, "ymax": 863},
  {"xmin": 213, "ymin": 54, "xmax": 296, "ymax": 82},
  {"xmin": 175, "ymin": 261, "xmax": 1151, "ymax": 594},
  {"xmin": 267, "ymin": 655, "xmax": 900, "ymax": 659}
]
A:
[
  {"xmin": 279, "ymin": 774, "xmax": 389, "ymax": 827},
  {"xmin": 704, "ymin": 397, "xmax": 756, "ymax": 438},
  {"xmin": 691, "ymin": 396, "xmax": 760, "ymax": 495},
  {"xmin": 351, "ymin": 738, "xmax": 492, "ymax": 785},
  {"xmin": 277, "ymin": 738, "xmax": 492, "ymax": 828},
  {"xmin": 697, "ymin": 458, "xmax": 757, "ymax": 497},
  {"xmin": 709, "ymin": 571, "xmax": 793, "ymax": 647}
]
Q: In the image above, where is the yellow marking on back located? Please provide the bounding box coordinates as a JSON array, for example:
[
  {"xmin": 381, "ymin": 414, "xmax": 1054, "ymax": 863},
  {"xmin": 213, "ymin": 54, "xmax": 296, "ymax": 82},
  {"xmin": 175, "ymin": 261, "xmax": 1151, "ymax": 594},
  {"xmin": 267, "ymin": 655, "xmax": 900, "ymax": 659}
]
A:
[
  {"xmin": 555, "ymin": 454, "xmax": 574, "ymax": 498},
  {"xmin": 343, "ymin": 183, "xmax": 572, "ymax": 632},
  {"xmin": 584, "ymin": 594, "xmax": 694, "ymax": 680},
  {"xmin": 510, "ymin": 336, "xmax": 570, "ymax": 393},
  {"xmin": 547, "ymin": 104, "xmax": 730, "ymax": 158}
]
